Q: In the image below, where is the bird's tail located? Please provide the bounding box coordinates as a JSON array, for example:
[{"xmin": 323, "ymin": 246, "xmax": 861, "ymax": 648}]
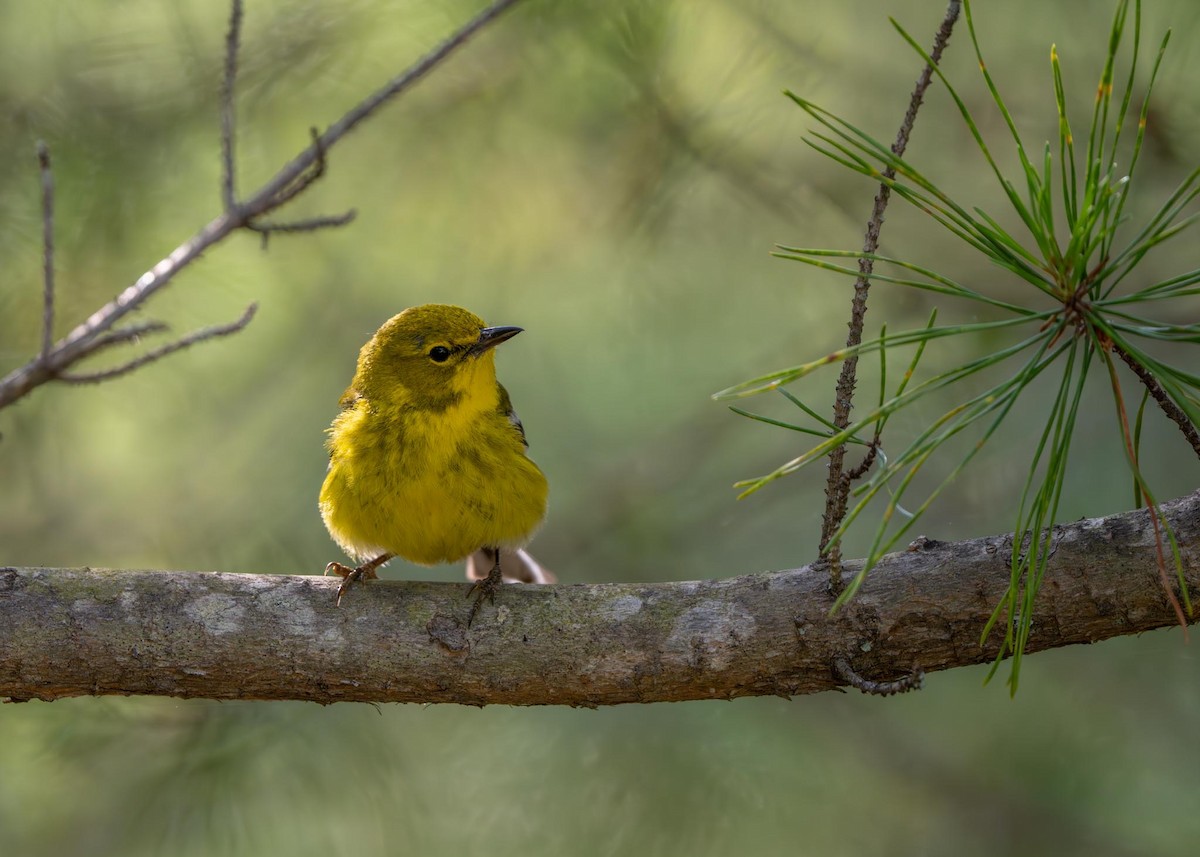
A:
[{"xmin": 465, "ymin": 547, "xmax": 557, "ymax": 585}]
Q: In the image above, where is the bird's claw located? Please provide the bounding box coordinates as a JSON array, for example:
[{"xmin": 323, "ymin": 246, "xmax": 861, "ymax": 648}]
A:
[
  {"xmin": 465, "ymin": 567, "xmax": 504, "ymax": 627},
  {"xmin": 326, "ymin": 561, "xmax": 379, "ymax": 606},
  {"xmin": 324, "ymin": 561, "xmax": 353, "ymax": 578}
]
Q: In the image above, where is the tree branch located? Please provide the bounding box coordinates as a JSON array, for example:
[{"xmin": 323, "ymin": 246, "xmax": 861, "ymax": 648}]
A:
[
  {"xmin": 0, "ymin": 0, "xmax": 525, "ymax": 412},
  {"xmin": 3, "ymin": 491, "xmax": 1196, "ymax": 706},
  {"xmin": 819, "ymin": 0, "xmax": 962, "ymax": 590},
  {"xmin": 57, "ymin": 303, "xmax": 258, "ymax": 385},
  {"xmin": 1112, "ymin": 340, "xmax": 1200, "ymax": 460},
  {"xmin": 220, "ymin": 0, "xmax": 243, "ymax": 212}
]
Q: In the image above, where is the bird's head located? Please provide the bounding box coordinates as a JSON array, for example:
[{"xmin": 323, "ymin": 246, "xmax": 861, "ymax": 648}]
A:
[{"xmin": 351, "ymin": 304, "xmax": 522, "ymax": 410}]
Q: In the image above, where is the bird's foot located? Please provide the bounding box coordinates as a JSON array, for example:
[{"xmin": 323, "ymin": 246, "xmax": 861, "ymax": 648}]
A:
[
  {"xmin": 325, "ymin": 560, "xmax": 381, "ymax": 607},
  {"xmin": 466, "ymin": 563, "xmax": 504, "ymax": 627}
]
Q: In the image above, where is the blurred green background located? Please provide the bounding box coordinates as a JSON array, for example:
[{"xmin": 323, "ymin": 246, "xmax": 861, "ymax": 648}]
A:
[{"xmin": 2, "ymin": 1, "xmax": 1199, "ymax": 854}]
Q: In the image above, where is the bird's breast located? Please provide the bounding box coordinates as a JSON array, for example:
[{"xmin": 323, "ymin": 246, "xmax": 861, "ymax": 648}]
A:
[{"xmin": 321, "ymin": 395, "xmax": 547, "ymax": 565}]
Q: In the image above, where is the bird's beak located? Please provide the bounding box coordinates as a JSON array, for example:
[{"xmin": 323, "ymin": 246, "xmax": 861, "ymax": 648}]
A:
[{"xmin": 469, "ymin": 325, "xmax": 523, "ymax": 357}]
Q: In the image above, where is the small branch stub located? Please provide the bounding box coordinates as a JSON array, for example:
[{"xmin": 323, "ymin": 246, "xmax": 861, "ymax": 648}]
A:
[{"xmin": 833, "ymin": 656, "xmax": 925, "ymax": 696}]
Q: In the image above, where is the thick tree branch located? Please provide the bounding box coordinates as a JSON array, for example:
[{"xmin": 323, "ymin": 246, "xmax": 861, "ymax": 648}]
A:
[{"xmin": 3, "ymin": 491, "xmax": 1197, "ymax": 706}]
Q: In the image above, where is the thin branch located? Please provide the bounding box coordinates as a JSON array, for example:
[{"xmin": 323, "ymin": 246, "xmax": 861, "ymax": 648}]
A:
[
  {"xmin": 2, "ymin": 490, "xmax": 1197, "ymax": 705},
  {"xmin": 220, "ymin": 0, "xmax": 243, "ymax": 211},
  {"xmin": 1113, "ymin": 342, "xmax": 1200, "ymax": 460},
  {"xmin": 259, "ymin": 127, "xmax": 327, "ymax": 213},
  {"xmin": 238, "ymin": 0, "xmax": 527, "ymax": 224},
  {"xmin": 819, "ymin": 0, "xmax": 962, "ymax": 592},
  {"xmin": 843, "ymin": 435, "xmax": 881, "ymax": 481},
  {"xmin": 37, "ymin": 141, "xmax": 55, "ymax": 363},
  {"xmin": 290, "ymin": 0, "xmax": 523, "ymax": 189},
  {"xmin": 245, "ymin": 131, "xmax": 350, "ymax": 247},
  {"xmin": 246, "ymin": 210, "xmax": 358, "ymax": 249},
  {"xmin": 59, "ymin": 303, "xmax": 257, "ymax": 385},
  {"xmin": 1102, "ymin": 345, "xmax": 1189, "ymax": 632},
  {"xmin": 88, "ymin": 320, "xmax": 172, "ymax": 354},
  {"xmin": 0, "ymin": 0, "xmax": 527, "ymax": 412}
]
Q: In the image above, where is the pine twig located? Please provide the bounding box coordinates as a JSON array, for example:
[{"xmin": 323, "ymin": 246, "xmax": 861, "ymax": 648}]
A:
[
  {"xmin": 819, "ymin": 0, "xmax": 962, "ymax": 593},
  {"xmin": 1112, "ymin": 342, "xmax": 1200, "ymax": 460}
]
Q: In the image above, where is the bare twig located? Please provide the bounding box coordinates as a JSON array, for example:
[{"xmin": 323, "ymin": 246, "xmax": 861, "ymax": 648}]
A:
[
  {"xmin": 260, "ymin": 128, "xmax": 327, "ymax": 211},
  {"xmin": 819, "ymin": 0, "xmax": 962, "ymax": 593},
  {"xmin": 59, "ymin": 304, "xmax": 258, "ymax": 385},
  {"xmin": 296, "ymin": 0, "xmax": 523, "ymax": 181},
  {"xmin": 844, "ymin": 434, "xmax": 881, "ymax": 481},
  {"xmin": 220, "ymin": 0, "xmax": 243, "ymax": 211},
  {"xmin": 0, "ymin": 0, "xmax": 526, "ymax": 412},
  {"xmin": 241, "ymin": 0, "xmax": 526, "ymax": 227},
  {"xmin": 37, "ymin": 141, "xmax": 55, "ymax": 363},
  {"xmin": 247, "ymin": 211, "xmax": 358, "ymax": 249},
  {"xmin": 1113, "ymin": 342, "xmax": 1200, "ymax": 461},
  {"xmin": 88, "ymin": 321, "xmax": 172, "ymax": 354}
]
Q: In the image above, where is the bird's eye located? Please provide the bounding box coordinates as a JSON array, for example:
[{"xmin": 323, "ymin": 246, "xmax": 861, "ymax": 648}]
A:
[{"xmin": 429, "ymin": 346, "xmax": 451, "ymax": 363}]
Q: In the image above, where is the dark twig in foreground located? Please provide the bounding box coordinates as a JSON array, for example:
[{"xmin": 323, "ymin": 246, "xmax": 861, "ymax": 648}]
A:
[
  {"xmin": 0, "ymin": 0, "xmax": 526, "ymax": 412},
  {"xmin": 37, "ymin": 142, "xmax": 55, "ymax": 363},
  {"xmin": 2, "ymin": 490, "xmax": 1197, "ymax": 705},
  {"xmin": 819, "ymin": 0, "xmax": 962, "ymax": 593}
]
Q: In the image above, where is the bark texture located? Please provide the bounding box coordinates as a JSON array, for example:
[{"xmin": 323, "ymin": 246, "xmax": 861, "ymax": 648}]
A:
[{"xmin": 2, "ymin": 492, "xmax": 1197, "ymax": 706}]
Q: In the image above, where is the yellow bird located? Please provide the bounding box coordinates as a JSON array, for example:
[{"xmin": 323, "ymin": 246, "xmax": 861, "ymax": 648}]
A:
[{"xmin": 320, "ymin": 304, "xmax": 550, "ymax": 622}]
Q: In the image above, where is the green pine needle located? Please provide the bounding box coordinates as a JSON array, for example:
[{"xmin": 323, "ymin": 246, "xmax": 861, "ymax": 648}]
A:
[{"xmin": 718, "ymin": 0, "xmax": 1198, "ymax": 691}]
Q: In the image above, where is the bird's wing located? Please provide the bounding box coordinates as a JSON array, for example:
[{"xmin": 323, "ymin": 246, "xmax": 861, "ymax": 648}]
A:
[{"xmin": 496, "ymin": 383, "xmax": 528, "ymax": 448}]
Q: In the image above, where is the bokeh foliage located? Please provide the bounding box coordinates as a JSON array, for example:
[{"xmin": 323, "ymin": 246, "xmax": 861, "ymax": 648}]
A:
[{"xmin": 2, "ymin": 1, "xmax": 1199, "ymax": 854}]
